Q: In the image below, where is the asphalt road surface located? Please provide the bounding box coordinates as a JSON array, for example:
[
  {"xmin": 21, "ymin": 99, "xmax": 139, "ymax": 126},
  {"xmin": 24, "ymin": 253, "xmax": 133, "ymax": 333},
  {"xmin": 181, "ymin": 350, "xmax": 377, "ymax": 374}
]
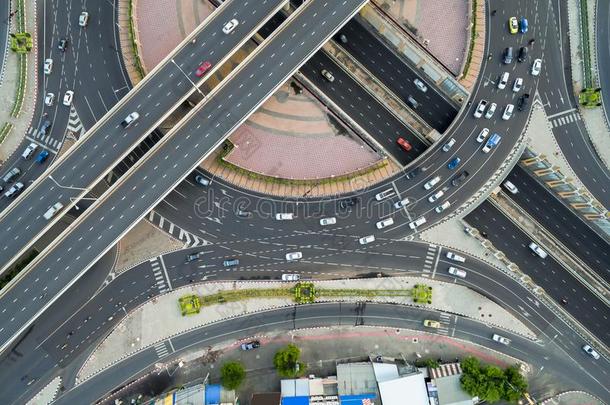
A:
[
  {"xmin": 337, "ymin": 17, "xmax": 458, "ymax": 133},
  {"xmin": 0, "ymin": 0, "xmax": 368, "ymax": 358},
  {"xmin": 0, "ymin": 0, "xmax": 287, "ymax": 274},
  {"xmin": 505, "ymin": 165, "xmax": 610, "ymax": 284}
]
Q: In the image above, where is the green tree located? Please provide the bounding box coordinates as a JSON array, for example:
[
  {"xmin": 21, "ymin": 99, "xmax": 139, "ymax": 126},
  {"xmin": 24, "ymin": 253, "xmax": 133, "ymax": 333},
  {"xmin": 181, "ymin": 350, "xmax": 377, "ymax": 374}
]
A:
[
  {"xmin": 220, "ymin": 361, "xmax": 246, "ymax": 390},
  {"xmin": 273, "ymin": 344, "xmax": 306, "ymax": 377},
  {"xmin": 503, "ymin": 365, "xmax": 528, "ymax": 402},
  {"xmin": 460, "ymin": 357, "xmax": 527, "ymax": 404}
]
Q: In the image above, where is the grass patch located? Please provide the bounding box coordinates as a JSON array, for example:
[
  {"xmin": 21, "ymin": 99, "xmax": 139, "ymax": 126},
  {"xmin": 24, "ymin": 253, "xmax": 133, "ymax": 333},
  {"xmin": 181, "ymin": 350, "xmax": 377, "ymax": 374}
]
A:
[
  {"xmin": 0, "ymin": 122, "xmax": 14, "ymax": 145},
  {"xmin": 178, "ymin": 294, "xmax": 201, "ymax": 316},
  {"xmin": 128, "ymin": 0, "xmax": 146, "ymax": 79},
  {"xmin": 462, "ymin": 0, "xmax": 478, "ymax": 78},
  {"xmin": 10, "ymin": 54, "xmax": 27, "ymax": 117},
  {"xmin": 217, "ymin": 141, "xmax": 388, "ymax": 186},
  {"xmin": 0, "ymin": 250, "xmax": 39, "ymax": 290},
  {"xmin": 579, "ymin": 0, "xmax": 592, "ymax": 87}
]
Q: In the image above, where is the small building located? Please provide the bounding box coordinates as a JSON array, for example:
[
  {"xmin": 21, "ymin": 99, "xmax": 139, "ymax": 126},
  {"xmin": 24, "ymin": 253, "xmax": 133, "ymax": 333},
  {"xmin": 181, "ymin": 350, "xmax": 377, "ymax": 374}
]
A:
[
  {"xmin": 149, "ymin": 383, "xmax": 236, "ymax": 405},
  {"xmin": 427, "ymin": 363, "xmax": 476, "ymax": 405}
]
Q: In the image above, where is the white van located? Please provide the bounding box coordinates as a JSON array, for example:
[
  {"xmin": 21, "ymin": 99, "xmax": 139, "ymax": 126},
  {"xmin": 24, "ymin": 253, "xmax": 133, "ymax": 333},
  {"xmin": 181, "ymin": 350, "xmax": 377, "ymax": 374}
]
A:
[
  {"xmin": 503, "ymin": 181, "xmax": 518, "ymax": 194},
  {"xmin": 275, "ymin": 213, "xmax": 294, "ymax": 220},
  {"xmin": 375, "ymin": 188, "xmax": 395, "ymax": 201},
  {"xmin": 446, "ymin": 251, "xmax": 466, "ymax": 263},
  {"xmin": 423, "ymin": 176, "xmax": 441, "ymax": 190},
  {"xmin": 529, "ymin": 242, "xmax": 548, "ymax": 259},
  {"xmin": 376, "ymin": 218, "xmax": 394, "ymax": 229},
  {"xmin": 43, "ymin": 202, "xmax": 64, "ymax": 220},
  {"xmin": 408, "ymin": 216, "xmax": 426, "ymax": 230}
]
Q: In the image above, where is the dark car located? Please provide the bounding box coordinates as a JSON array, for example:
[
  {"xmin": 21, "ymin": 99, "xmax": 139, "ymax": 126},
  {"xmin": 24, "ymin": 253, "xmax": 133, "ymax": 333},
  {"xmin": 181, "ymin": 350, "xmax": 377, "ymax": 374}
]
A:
[
  {"xmin": 36, "ymin": 150, "xmax": 49, "ymax": 164},
  {"xmin": 518, "ymin": 46, "xmax": 528, "ymax": 62},
  {"xmin": 405, "ymin": 167, "xmax": 422, "ymax": 179},
  {"xmin": 39, "ymin": 119, "xmax": 52, "ymax": 136},
  {"xmin": 451, "ymin": 170, "xmax": 470, "ymax": 186},
  {"xmin": 339, "ymin": 197, "xmax": 359, "ymax": 210},
  {"xmin": 186, "ymin": 253, "xmax": 200, "ymax": 262},
  {"xmin": 503, "ymin": 47, "xmax": 513, "ymax": 64},
  {"xmin": 57, "ymin": 38, "xmax": 68, "ymax": 52},
  {"xmin": 240, "ymin": 340, "xmax": 261, "ymax": 351},
  {"xmin": 517, "ymin": 93, "xmax": 530, "ymax": 111}
]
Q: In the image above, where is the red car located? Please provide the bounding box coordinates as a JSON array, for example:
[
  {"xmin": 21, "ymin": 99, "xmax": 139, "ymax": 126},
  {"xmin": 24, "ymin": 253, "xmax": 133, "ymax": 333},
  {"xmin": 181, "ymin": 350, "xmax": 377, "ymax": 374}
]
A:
[
  {"xmin": 397, "ymin": 137, "xmax": 412, "ymax": 152},
  {"xmin": 195, "ymin": 61, "xmax": 212, "ymax": 77}
]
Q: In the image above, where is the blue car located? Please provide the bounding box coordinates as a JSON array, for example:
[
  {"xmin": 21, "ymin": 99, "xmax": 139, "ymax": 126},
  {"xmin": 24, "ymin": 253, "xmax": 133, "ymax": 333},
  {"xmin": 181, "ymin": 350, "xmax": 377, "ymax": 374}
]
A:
[
  {"xmin": 36, "ymin": 150, "xmax": 49, "ymax": 163},
  {"xmin": 519, "ymin": 17, "xmax": 528, "ymax": 33},
  {"xmin": 447, "ymin": 157, "xmax": 461, "ymax": 170}
]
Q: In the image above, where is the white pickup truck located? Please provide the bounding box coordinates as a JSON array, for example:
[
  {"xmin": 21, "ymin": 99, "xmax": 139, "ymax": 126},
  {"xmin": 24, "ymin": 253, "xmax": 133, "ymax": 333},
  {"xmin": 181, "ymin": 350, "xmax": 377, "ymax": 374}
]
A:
[{"xmin": 43, "ymin": 202, "xmax": 64, "ymax": 220}]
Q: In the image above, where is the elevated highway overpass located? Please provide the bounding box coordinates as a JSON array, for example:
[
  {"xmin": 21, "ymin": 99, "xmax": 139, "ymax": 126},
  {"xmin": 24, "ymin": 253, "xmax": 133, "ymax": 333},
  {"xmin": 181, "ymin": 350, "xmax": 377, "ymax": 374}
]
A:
[
  {"xmin": 0, "ymin": 0, "xmax": 289, "ymax": 275},
  {"xmin": 0, "ymin": 0, "xmax": 369, "ymax": 354}
]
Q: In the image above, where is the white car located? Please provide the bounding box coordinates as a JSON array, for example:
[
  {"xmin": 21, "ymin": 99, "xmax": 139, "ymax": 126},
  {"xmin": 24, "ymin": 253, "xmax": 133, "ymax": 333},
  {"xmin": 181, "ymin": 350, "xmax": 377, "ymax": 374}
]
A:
[
  {"xmin": 21, "ymin": 142, "xmax": 38, "ymax": 159},
  {"xmin": 435, "ymin": 201, "xmax": 451, "ymax": 213},
  {"xmin": 428, "ymin": 190, "xmax": 444, "ymax": 203},
  {"xmin": 473, "ymin": 100, "xmax": 488, "ymax": 118},
  {"xmin": 582, "ymin": 344, "xmax": 601, "ymax": 360},
  {"xmin": 408, "ymin": 216, "xmax": 426, "ymax": 230},
  {"xmin": 394, "ymin": 198, "xmax": 410, "ymax": 209},
  {"xmin": 78, "ymin": 11, "xmax": 89, "ymax": 27},
  {"xmin": 446, "ymin": 251, "xmax": 466, "ymax": 263},
  {"xmin": 376, "ymin": 217, "xmax": 394, "ymax": 229},
  {"xmin": 222, "ymin": 18, "xmax": 239, "ymax": 34},
  {"xmin": 319, "ymin": 217, "xmax": 337, "ymax": 226},
  {"xmin": 476, "ymin": 128, "xmax": 489, "ymax": 143},
  {"xmin": 281, "ymin": 273, "xmax": 300, "ymax": 281},
  {"xmin": 375, "ymin": 188, "xmax": 395, "ymax": 201},
  {"xmin": 512, "ymin": 77, "xmax": 523, "ymax": 92},
  {"xmin": 423, "ymin": 176, "xmax": 441, "ymax": 190},
  {"xmin": 531, "ymin": 58, "xmax": 542, "ymax": 76},
  {"xmin": 503, "ymin": 180, "xmax": 518, "ymax": 194},
  {"xmin": 44, "ymin": 92, "xmax": 55, "ymax": 106},
  {"xmin": 285, "ymin": 251, "xmax": 303, "ymax": 261},
  {"xmin": 484, "ymin": 103, "xmax": 497, "ymax": 119},
  {"xmin": 321, "ymin": 69, "xmax": 335, "ymax": 82},
  {"xmin": 528, "ymin": 242, "xmax": 548, "ymax": 259},
  {"xmin": 442, "ymin": 138, "xmax": 456, "ymax": 152},
  {"xmin": 63, "ymin": 90, "xmax": 74, "ymax": 106},
  {"xmin": 413, "ymin": 78, "xmax": 428, "ymax": 92},
  {"xmin": 497, "ymin": 72, "xmax": 509, "ymax": 89},
  {"xmin": 492, "ymin": 334, "xmax": 511, "ymax": 346},
  {"xmin": 121, "ymin": 112, "xmax": 140, "ymax": 128},
  {"xmin": 448, "ymin": 266, "xmax": 466, "ymax": 278},
  {"xmin": 502, "ymin": 104, "xmax": 514, "ymax": 120},
  {"xmin": 44, "ymin": 58, "xmax": 53, "ymax": 75},
  {"xmin": 359, "ymin": 235, "xmax": 375, "ymax": 245},
  {"xmin": 275, "ymin": 213, "xmax": 294, "ymax": 220}
]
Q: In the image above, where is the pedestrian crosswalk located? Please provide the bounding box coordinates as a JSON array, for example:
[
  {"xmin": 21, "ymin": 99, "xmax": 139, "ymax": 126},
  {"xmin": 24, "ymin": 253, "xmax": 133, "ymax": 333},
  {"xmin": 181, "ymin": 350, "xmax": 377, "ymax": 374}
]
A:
[
  {"xmin": 149, "ymin": 257, "xmax": 170, "ymax": 294},
  {"xmin": 154, "ymin": 341, "xmax": 169, "ymax": 358},
  {"xmin": 148, "ymin": 211, "xmax": 210, "ymax": 248},
  {"xmin": 27, "ymin": 124, "xmax": 63, "ymax": 151},
  {"xmin": 422, "ymin": 244, "xmax": 437, "ymax": 274},
  {"xmin": 550, "ymin": 111, "xmax": 581, "ymax": 128},
  {"xmin": 436, "ymin": 313, "xmax": 452, "ymax": 335}
]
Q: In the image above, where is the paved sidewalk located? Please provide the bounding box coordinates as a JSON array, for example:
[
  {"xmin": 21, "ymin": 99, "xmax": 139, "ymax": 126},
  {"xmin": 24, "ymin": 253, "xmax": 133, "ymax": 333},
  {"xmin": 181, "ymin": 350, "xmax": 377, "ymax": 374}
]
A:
[
  {"xmin": 25, "ymin": 376, "xmax": 61, "ymax": 405},
  {"xmin": 76, "ymin": 276, "xmax": 534, "ymax": 383},
  {"xmin": 0, "ymin": 0, "xmax": 39, "ymax": 163},
  {"xmin": 565, "ymin": 0, "xmax": 610, "ymax": 170}
]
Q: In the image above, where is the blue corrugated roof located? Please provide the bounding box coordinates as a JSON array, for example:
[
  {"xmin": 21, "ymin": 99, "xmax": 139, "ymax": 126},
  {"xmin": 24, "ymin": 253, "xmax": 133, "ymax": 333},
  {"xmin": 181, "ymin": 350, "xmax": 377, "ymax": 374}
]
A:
[
  {"xmin": 205, "ymin": 384, "xmax": 221, "ymax": 405},
  {"xmin": 339, "ymin": 393, "xmax": 377, "ymax": 404},
  {"xmin": 281, "ymin": 396, "xmax": 310, "ymax": 405}
]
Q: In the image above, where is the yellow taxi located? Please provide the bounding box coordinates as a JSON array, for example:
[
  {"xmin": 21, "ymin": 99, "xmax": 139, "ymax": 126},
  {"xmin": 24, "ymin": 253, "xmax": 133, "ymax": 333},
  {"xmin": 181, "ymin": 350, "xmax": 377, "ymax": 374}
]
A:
[
  {"xmin": 423, "ymin": 319, "xmax": 441, "ymax": 328},
  {"xmin": 508, "ymin": 17, "xmax": 519, "ymax": 34}
]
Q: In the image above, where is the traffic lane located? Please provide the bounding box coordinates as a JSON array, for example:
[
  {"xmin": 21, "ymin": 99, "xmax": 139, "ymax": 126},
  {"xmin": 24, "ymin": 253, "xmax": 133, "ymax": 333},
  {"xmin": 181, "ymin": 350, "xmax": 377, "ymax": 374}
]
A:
[
  {"xmin": 466, "ymin": 201, "xmax": 610, "ymax": 346},
  {"xmin": 0, "ymin": 247, "xmax": 117, "ymax": 403},
  {"xmin": 337, "ymin": 18, "xmax": 457, "ymax": 133},
  {"xmin": 0, "ymin": 0, "xmax": 369, "ymax": 352},
  {"xmin": 0, "ymin": 0, "xmax": 288, "ymax": 269},
  {"xmin": 598, "ymin": 0, "xmax": 610, "ymax": 137},
  {"xmin": 505, "ymin": 165, "xmax": 610, "ymax": 282},
  {"xmin": 300, "ymin": 52, "xmax": 426, "ymax": 165},
  {"xmin": 553, "ymin": 118, "xmax": 610, "ymax": 208},
  {"xmin": 52, "ymin": 303, "xmax": 608, "ymax": 404}
]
